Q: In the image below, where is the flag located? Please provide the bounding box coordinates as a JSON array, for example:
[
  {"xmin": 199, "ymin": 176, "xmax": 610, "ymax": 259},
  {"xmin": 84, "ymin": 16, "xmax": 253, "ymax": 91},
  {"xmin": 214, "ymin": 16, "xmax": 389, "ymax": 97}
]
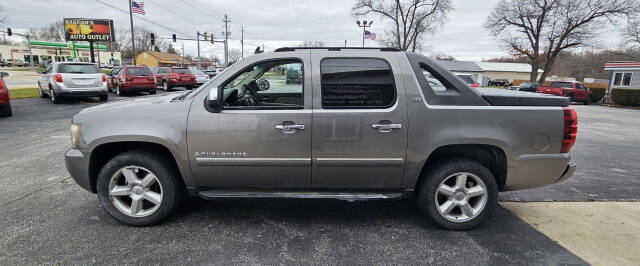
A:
[
  {"xmin": 364, "ymin": 30, "xmax": 376, "ymax": 40},
  {"xmin": 132, "ymin": 1, "xmax": 146, "ymax": 15}
]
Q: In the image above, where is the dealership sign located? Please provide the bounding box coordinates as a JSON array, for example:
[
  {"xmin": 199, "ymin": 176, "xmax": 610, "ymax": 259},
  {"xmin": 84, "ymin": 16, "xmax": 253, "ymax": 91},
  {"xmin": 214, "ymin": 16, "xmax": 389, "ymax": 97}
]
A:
[{"xmin": 64, "ymin": 18, "xmax": 115, "ymax": 42}]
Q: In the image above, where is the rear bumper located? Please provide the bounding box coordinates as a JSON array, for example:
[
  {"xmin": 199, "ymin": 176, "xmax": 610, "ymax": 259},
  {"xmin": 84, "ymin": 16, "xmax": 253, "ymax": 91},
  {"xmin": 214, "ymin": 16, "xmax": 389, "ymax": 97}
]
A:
[
  {"xmin": 121, "ymin": 84, "xmax": 156, "ymax": 91},
  {"xmin": 52, "ymin": 82, "xmax": 108, "ymax": 97},
  {"xmin": 504, "ymin": 153, "xmax": 575, "ymax": 191},
  {"xmin": 65, "ymin": 148, "xmax": 94, "ymax": 193},
  {"xmin": 168, "ymin": 80, "xmax": 197, "ymax": 86}
]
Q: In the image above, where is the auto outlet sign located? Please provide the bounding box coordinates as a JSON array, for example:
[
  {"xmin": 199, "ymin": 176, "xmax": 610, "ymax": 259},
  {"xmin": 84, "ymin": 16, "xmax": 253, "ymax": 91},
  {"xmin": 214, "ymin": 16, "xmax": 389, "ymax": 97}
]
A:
[{"xmin": 64, "ymin": 18, "xmax": 115, "ymax": 42}]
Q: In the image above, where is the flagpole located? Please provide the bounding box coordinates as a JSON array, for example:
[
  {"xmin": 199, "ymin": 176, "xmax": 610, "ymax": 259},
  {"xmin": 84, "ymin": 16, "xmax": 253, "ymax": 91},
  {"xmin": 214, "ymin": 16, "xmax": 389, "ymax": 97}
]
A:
[{"xmin": 129, "ymin": 0, "xmax": 136, "ymax": 65}]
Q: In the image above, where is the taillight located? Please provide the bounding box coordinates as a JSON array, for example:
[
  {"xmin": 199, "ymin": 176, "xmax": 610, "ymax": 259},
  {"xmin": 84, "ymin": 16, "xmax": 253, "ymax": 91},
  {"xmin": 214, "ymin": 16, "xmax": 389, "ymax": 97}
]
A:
[
  {"xmin": 561, "ymin": 107, "xmax": 577, "ymax": 153},
  {"xmin": 102, "ymin": 74, "xmax": 106, "ymax": 82},
  {"xmin": 170, "ymin": 73, "xmax": 178, "ymax": 78},
  {"xmin": 54, "ymin": 74, "xmax": 63, "ymax": 82}
]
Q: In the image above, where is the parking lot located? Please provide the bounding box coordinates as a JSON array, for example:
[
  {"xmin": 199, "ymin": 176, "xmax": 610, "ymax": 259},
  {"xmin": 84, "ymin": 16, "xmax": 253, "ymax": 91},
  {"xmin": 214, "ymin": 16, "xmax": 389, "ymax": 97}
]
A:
[{"xmin": 0, "ymin": 93, "xmax": 638, "ymax": 264}]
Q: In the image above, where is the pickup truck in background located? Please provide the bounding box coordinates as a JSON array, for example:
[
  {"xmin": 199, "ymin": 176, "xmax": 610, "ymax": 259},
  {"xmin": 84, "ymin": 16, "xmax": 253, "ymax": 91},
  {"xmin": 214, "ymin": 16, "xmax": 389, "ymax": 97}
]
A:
[
  {"xmin": 537, "ymin": 81, "xmax": 592, "ymax": 104},
  {"xmin": 65, "ymin": 47, "xmax": 577, "ymax": 230}
]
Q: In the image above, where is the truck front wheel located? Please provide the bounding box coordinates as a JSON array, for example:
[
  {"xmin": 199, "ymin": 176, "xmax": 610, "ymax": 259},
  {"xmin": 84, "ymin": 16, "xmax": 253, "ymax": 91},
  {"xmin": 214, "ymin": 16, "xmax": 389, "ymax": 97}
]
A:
[
  {"xmin": 416, "ymin": 158, "xmax": 497, "ymax": 230},
  {"xmin": 96, "ymin": 150, "xmax": 185, "ymax": 226}
]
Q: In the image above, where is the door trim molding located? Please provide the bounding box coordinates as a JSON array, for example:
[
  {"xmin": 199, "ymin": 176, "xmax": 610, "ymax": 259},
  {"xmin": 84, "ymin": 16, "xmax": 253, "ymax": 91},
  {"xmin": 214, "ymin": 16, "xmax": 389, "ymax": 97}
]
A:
[
  {"xmin": 314, "ymin": 158, "xmax": 404, "ymax": 167},
  {"xmin": 196, "ymin": 157, "xmax": 311, "ymax": 166}
]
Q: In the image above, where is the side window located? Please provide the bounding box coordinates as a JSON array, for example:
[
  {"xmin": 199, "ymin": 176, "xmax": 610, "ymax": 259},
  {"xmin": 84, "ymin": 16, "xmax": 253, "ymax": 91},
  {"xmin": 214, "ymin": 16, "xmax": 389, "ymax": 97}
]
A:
[
  {"xmin": 222, "ymin": 59, "xmax": 303, "ymax": 109},
  {"xmin": 320, "ymin": 58, "xmax": 396, "ymax": 108},
  {"xmin": 421, "ymin": 66, "xmax": 450, "ymax": 92}
]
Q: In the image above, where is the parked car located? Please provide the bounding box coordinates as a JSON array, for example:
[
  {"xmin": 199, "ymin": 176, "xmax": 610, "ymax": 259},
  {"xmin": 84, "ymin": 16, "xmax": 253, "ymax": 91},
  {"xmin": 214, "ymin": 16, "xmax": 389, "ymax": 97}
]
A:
[
  {"xmin": 192, "ymin": 69, "xmax": 210, "ymax": 86},
  {"xmin": 456, "ymin": 74, "xmax": 480, "ymax": 88},
  {"xmin": 11, "ymin": 59, "xmax": 29, "ymax": 67},
  {"xmin": 0, "ymin": 59, "xmax": 8, "ymax": 67},
  {"xmin": 488, "ymin": 79, "xmax": 512, "ymax": 87},
  {"xmin": 107, "ymin": 65, "xmax": 156, "ymax": 96},
  {"xmin": 508, "ymin": 82, "xmax": 539, "ymax": 92},
  {"xmin": 537, "ymin": 81, "xmax": 592, "ymax": 104},
  {"xmin": 99, "ymin": 63, "xmax": 113, "ymax": 69},
  {"xmin": 286, "ymin": 69, "xmax": 302, "ymax": 84},
  {"xmin": 0, "ymin": 71, "xmax": 11, "ymax": 117},
  {"xmin": 154, "ymin": 67, "xmax": 197, "ymax": 91},
  {"xmin": 37, "ymin": 62, "xmax": 108, "ymax": 104},
  {"xmin": 203, "ymin": 70, "xmax": 218, "ymax": 78},
  {"xmin": 65, "ymin": 47, "xmax": 576, "ymax": 230}
]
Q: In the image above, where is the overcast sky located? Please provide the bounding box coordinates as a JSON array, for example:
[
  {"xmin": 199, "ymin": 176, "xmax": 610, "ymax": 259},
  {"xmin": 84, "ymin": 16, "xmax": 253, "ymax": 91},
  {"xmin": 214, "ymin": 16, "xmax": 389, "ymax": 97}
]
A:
[{"xmin": 1, "ymin": 0, "xmax": 626, "ymax": 61}]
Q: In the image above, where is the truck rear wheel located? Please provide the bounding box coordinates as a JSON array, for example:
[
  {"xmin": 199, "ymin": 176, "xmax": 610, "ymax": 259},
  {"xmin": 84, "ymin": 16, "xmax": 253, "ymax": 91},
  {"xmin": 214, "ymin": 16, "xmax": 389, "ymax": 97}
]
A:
[
  {"xmin": 416, "ymin": 158, "xmax": 497, "ymax": 230},
  {"xmin": 96, "ymin": 150, "xmax": 185, "ymax": 226}
]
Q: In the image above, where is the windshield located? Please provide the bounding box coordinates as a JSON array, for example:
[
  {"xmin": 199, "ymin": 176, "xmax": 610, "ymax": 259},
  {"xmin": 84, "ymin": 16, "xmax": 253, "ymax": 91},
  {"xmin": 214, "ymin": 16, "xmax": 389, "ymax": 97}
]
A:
[
  {"xmin": 173, "ymin": 68, "xmax": 229, "ymax": 101},
  {"xmin": 58, "ymin": 64, "xmax": 100, "ymax": 74},
  {"xmin": 125, "ymin": 67, "xmax": 152, "ymax": 76},
  {"xmin": 173, "ymin": 68, "xmax": 191, "ymax": 74},
  {"xmin": 457, "ymin": 75, "xmax": 476, "ymax": 84}
]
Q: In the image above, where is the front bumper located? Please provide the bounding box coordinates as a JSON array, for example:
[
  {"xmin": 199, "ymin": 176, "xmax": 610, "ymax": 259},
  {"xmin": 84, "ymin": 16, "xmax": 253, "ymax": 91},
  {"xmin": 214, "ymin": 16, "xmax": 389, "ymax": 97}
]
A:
[{"xmin": 65, "ymin": 148, "xmax": 94, "ymax": 193}]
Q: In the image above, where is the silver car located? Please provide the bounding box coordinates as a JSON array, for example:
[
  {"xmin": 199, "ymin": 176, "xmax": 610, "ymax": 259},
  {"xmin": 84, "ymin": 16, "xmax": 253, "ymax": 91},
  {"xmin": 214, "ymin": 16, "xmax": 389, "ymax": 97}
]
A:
[
  {"xmin": 192, "ymin": 69, "xmax": 210, "ymax": 86},
  {"xmin": 65, "ymin": 47, "xmax": 576, "ymax": 230},
  {"xmin": 37, "ymin": 62, "xmax": 108, "ymax": 104}
]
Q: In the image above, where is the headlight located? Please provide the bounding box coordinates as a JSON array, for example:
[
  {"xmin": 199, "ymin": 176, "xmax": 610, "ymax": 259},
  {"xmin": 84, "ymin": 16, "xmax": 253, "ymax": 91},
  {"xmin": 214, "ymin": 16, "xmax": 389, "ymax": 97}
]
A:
[{"xmin": 70, "ymin": 124, "xmax": 81, "ymax": 148}]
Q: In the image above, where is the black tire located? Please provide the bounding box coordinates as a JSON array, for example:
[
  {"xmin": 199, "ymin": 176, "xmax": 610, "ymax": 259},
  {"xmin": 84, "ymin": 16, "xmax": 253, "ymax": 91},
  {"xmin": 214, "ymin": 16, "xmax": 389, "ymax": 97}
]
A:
[
  {"xmin": 116, "ymin": 83, "xmax": 124, "ymax": 97},
  {"xmin": 38, "ymin": 83, "xmax": 48, "ymax": 98},
  {"xmin": 149, "ymin": 90, "xmax": 156, "ymax": 95},
  {"xmin": 50, "ymin": 88, "xmax": 62, "ymax": 104},
  {"xmin": 99, "ymin": 94, "xmax": 108, "ymax": 102},
  {"xmin": 96, "ymin": 150, "xmax": 185, "ymax": 226},
  {"xmin": 0, "ymin": 103, "xmax": 12, "ymax": 117},
  {"xmin": 416, "ymin": 158, "xmax": 498, "ymax": 230},
  {"xmin": 584, "ymin": 96, "xmax": 591, "ymax": 105}
]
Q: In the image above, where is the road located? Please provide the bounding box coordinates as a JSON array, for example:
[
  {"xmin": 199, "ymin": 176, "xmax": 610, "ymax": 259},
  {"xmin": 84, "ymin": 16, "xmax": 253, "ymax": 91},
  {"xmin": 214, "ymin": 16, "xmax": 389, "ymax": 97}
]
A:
[{"xmin": 2, "ymin": 96, "xmax": 637, "ymax": 264}]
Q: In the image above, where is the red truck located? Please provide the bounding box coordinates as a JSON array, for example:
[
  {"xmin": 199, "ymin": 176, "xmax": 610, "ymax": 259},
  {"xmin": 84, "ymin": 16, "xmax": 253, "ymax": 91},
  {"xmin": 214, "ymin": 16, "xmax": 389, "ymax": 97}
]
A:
[
  {"xmin": 537, "ymin": 81, "xmax": 592, "ymax": 104},
  {"xmin": 153, "ymin": 67, "xmax": 197, "ymax": 91},
  {"xmin": 0, "ymin": 71, "xmax": 11, "ymax": 117},
  {"xmin": 108, "ymin": 65, "xmax": 157, "ymax": 96}
]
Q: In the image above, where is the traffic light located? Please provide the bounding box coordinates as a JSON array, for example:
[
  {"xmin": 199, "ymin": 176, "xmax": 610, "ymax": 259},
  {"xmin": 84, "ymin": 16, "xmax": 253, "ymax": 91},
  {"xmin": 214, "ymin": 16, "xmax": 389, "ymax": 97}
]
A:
[
  {"xmin": 203, "ymin": 32, "xmax": 208, "ymax": 41},
  {"xmin": 6, "ymin": 28, "xmax": 11, "ymax": 36},
  {"xmin": 172, "ymin": 34, "xmax": 176, "ymax": 42},
  {"xmin": 150, "ymin": 33, "xmax": 155, "ymax": 45},
  {"xmin": 210, "ymin": 33, "xmax": 214, "ymax": 44}
]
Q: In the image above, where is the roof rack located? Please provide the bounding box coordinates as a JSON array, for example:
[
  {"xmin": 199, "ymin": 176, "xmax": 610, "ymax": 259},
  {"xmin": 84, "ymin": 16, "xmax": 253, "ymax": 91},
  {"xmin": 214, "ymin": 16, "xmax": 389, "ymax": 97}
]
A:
[{"xmin": 274, "ymin": 47, "xmax": 401, "ymax": 52}]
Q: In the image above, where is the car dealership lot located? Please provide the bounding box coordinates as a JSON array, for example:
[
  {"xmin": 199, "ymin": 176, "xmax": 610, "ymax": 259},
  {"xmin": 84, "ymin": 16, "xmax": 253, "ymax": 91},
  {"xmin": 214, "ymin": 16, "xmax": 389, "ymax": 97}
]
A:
[{"xmin": 0, "ymin": 98, "xmax": 638, "ymax": 264}]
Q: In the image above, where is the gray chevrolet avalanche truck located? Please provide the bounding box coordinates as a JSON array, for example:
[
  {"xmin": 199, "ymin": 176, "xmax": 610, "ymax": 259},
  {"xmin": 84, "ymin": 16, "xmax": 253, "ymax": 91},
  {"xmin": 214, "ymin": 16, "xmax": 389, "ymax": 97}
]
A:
[{"xmin": 65, "ymin": 47, "xmax": 577, "ymax": 230}]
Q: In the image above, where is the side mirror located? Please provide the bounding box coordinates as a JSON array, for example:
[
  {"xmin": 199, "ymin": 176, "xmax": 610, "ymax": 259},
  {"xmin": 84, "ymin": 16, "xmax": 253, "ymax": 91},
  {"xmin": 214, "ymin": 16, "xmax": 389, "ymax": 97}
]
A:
[
  {"xmin": 206, "ymin": 86, "xmax": 221, "ymax": 113},
  {"xmin": 0, "ymin": 71, "xmax": 8, "ymax": 78}
]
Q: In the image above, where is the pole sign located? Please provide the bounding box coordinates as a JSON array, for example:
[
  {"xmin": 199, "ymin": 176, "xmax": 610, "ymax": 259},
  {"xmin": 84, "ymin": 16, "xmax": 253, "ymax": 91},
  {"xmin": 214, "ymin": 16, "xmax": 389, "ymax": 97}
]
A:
[{"xmin": 64, "ymin": 18, "xmax": 115, "ymax": 42}]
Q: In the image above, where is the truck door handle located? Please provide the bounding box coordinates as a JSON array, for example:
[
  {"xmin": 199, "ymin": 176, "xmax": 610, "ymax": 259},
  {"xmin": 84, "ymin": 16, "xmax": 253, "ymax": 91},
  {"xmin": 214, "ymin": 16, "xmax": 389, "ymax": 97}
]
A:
[
  {"xmin": 371, "ymin": 123, "xmax": 402, "ymax": 133},
  {"xmin": 275, "ymin": 123, "xmax": 305, "ymax": 133}
]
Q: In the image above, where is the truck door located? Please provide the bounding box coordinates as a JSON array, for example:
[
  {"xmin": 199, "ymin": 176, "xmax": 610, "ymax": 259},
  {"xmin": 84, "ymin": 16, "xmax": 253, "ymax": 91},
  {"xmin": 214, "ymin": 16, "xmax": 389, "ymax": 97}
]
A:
[
  {"xmin": 310, "ymin": 51, "xmax": 408, "ymax": 188},
  {"xmin": 186, "ymin": 51, "xmax": 313, "ymax": 187}
]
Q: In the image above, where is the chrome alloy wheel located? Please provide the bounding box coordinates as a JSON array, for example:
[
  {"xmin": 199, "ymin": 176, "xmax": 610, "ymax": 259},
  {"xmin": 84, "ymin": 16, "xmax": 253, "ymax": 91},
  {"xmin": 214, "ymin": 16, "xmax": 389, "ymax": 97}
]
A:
[
  {"xmin": 435, "ymin": 172, "xmax": 488, "ymax": 222},
  {"xmin": 108, "ymin": 166, "xmax": 163, "ymax": 217}
]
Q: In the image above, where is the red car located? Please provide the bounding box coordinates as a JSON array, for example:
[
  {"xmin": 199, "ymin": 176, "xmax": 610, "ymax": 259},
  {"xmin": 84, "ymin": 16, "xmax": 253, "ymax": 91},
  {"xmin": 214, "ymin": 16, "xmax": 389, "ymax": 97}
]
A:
[
  {"xmin": 456, "ymin": 74, "xmax": 480, "ymax": 88},
  {"xmin": 108, "ymin": 65, "xmax": 157, "ymax": 96},
  {"xmin": 537, "ymin": 81, "xmax": 592, "ymax": 104},
  {"xmin": 153, "ymin": 67, "xmax": 197, "ymax": 91},
  {"xmin": 0, "ymin": 71, "xmax": 11, "ymax": 117}
]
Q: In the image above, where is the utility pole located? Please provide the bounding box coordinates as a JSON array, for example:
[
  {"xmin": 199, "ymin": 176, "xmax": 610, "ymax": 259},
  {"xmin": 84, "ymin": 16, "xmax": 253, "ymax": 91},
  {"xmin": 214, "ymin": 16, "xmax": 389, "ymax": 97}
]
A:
[
  {"xmin": 128, "ymin": 0, "xmax": 136, "ymax": 65},
  {"xmin": 223, "ymin": 14, "xmax": 230, "ymax": 67},
  {"xmin": 356, "ymin": 20, "xmax": 373, "ymax": 47},
  {"xmin": 196, "ymin": 31, "xmax": 201, "ymax": 69},
  {"xmin": 240, "ymin": 25, "xmax": 244, "ymax": 59},
  {"xmin": 181, "ymin": 42, "xmax": 184, "ymax": 67},
  {"xmin": 344, "ymin": 40, "xmax": 347, "ymax": 47}
]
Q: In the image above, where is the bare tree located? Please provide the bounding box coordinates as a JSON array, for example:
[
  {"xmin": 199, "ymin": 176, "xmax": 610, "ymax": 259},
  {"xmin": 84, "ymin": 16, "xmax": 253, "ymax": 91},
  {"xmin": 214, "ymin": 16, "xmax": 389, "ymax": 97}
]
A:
[
  {"xmin": 623, "ymin": 17, "xmax": 640, "ymax": 48},
  {"xmin": 0, "ymin": 5, "xmax": 8, "ymax": 44},
  {"xmin": 298, "ymin": 40, "xmax": 325, "ymax": 47},
  {"xmin": 28, "ymin": 20, "xmax": 66, "ymax": 42},
  {"xmin": 228, "ymin": 49, "xmax": 242, "ymax": 64},
  {"xmin": 352, "ymin": 0, "xmax": 453, "ymax": 51},
  {"xmin": 486, "ymin": 0, "xmax": 639, "ymax": 83}
]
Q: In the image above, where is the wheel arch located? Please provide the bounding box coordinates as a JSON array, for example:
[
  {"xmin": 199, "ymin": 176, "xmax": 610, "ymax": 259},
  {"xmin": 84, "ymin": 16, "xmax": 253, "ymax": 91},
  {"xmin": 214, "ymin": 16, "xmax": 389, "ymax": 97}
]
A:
[
  {"xmin": 87, "ymin": 141, "xmax": 184, "ymax": 193},
  {"xmin": 415, "ymin": 144, "xmax": 508, "ymax": 191}
]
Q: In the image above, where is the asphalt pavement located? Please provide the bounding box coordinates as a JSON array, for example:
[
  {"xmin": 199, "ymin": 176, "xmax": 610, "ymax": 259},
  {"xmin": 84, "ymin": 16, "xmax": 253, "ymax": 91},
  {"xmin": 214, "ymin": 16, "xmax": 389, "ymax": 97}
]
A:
[{"xmin": 2, "ymin": 94, "xmax": 636, "ymax": 264}]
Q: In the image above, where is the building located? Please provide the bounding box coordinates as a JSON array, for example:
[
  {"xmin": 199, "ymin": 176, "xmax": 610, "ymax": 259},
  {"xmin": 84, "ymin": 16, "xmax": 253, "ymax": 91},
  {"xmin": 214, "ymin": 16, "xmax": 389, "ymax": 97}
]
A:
[
  {"xmin": 604, "ymin": 61, "xmax": 640, "ymax": 92},
  {"xmin": 0, "ymin": 41, "xmax": 122, "ymax": 66},
  {"xmin": 434, "ymin": 60, "xmax": 542, "ymax": 86},
  {"xmin": 135, "ymin": 50, "xmax": 193, "ymax": 67}
]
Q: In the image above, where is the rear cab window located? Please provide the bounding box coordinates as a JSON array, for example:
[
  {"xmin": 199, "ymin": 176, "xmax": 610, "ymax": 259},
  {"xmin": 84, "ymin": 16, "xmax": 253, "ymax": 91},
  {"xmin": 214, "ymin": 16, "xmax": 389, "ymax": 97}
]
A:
[
  {"xmin": 125, "ymin": 67, "xmax": 153, "ymax": 76},
  {"xmin": 173, "ymin": 68, "xmax": 191, "ymax": 74},
  {"xmin": 551, "ymin": 82, "xmax": 572, "ymax": 88},
  {"xmin": 320, "ymin": 58, "xmax": 396, "ymax": 108},
  {"xmin": 57, "ymin": 64, "xmax": 100, "ymax": 74}
]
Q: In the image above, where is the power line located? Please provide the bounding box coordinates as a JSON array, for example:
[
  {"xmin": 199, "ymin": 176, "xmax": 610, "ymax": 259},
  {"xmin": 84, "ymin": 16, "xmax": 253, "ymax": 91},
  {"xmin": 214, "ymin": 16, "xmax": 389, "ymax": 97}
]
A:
[
  {"xmin": 191, "ymin": 0, "xmax": 226, "ymax": 18},
  {"xmin": 94, "ymin": 0, "xmax": 194, "ymax": 38},
  {"xmin": 146, "ymin": 0, "xmax": 203, "ymax": 28}
]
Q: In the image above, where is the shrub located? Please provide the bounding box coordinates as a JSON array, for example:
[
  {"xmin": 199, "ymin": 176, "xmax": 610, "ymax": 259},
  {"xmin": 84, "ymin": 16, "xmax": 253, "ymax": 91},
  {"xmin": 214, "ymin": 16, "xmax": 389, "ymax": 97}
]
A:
[
  {"xmin": 612, "ymin": 88, "xmax": 640, "ymax": 107},
  {"xmin": 588, "ymin": 87, "xmax": 606, "ymax": 103}
]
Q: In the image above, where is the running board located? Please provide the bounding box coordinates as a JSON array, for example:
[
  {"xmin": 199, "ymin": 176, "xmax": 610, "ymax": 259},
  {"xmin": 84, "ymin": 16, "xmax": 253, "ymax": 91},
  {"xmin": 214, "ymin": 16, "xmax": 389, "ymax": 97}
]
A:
[{"xmin": 198, "ymin": 190, "xmax": 406, "ymax": 202}]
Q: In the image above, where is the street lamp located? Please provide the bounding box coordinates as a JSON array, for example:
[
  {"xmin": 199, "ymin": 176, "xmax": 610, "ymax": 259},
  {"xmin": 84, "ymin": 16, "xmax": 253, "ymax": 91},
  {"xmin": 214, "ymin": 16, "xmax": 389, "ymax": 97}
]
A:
[{"xmin": 356, "ymin": 20, "xmax": 373, "ymax": 47}]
